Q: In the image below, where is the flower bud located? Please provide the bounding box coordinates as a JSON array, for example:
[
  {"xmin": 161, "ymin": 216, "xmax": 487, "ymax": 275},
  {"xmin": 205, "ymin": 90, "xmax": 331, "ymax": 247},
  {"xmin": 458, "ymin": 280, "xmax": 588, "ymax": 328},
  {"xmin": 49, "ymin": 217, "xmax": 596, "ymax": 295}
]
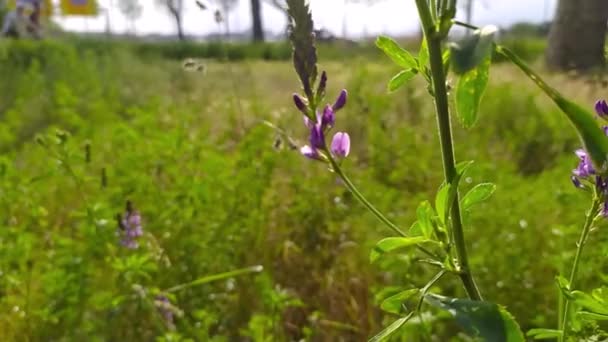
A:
[{"xmin": 331, "ymin": 132, "xmax": 350, "ymax": 158}]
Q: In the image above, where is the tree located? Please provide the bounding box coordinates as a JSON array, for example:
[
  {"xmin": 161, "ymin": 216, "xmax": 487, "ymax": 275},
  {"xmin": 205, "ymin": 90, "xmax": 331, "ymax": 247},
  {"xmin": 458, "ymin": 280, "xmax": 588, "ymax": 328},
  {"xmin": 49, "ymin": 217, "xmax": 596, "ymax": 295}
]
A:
[
  {"xmin": 251, "ymin": 0, "xmax": 263, "ymax": 41},
  {"xmin": 156, "ymin": 0, "xmax": 185, "ymax": 41},
  {"xmin": 118, "ymin": 0, "xmax": 143, "ymax": 34},
  {"xmin": 546, "ymin": 0, "xmax": 608, "ymax": 71}
]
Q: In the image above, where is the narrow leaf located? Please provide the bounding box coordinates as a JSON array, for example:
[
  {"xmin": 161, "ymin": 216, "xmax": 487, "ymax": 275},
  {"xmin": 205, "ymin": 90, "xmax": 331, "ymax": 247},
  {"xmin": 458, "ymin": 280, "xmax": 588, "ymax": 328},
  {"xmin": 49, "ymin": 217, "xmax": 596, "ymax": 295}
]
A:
[
  {"xmin": 416, "ymin": 201, "xmax": 435, "ymax": 239},
  {"xmin": 496, "ymin": 45, "xmax": 608, "ymax": 171},
  {"xmin": 568, "ymin": 290, "xmax": 608, "ymax": 315},
  {"xmin": 526, "ymin": 328, "xmax": 562, "ymax": 340},
  {"xmin": 456, "ymin": 56, "xmax": 490, "ymax": 128},
  {"xmin": 578, "ymin": 311, "xmax": 608, "ymax": 321},
  {"xmin": 418, "ymin": 38, "xmax": 429, "ymax": 69},
  {"xmin": 462, "ymin": 183, "xmax": 496, "ymax": 210},
  {"xmin": 165, "ymin": 265, "xmax": 263, "ymax": 293},
  {"xmin": 376, "ymin": 36, "xmax": 418, "ymax": 69},
  {"xmin": 380, "ymin": 289, "xmax": 419, "ymax": 314},
  {"xmin": 388, "ymin": 69, "xmax": 417, "ymax": 92},
  {"xmin": 370, "ymin": 237, "xmax": 430, "ymax": 263},
  {"xmin": 369, "ymin": 313, "xmax": 413, "ymax": 342},
  {"xmin": 435, "ymin": 183, "xmax": 450, "ymax": 225}
]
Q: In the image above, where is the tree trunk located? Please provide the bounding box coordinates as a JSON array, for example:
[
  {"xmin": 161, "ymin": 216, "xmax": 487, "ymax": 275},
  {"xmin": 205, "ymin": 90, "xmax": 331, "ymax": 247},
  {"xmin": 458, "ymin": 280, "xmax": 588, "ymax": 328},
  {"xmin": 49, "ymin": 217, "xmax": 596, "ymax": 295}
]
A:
[
  {"xmin": 546, "ymin": 0, "xmax": 608, "ymax": 71},
  {"xmin": 173, "ymin": 10, "xmax": 184, "ymax": 40},
  {"xmin": 251, "ymin": 0, "xmax": 264, "ymax": 42}
]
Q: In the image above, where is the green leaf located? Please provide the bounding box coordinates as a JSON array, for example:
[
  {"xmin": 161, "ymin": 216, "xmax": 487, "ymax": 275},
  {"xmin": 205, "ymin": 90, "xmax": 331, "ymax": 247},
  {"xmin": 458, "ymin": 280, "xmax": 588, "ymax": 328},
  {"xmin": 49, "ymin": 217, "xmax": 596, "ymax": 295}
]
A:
[
  {"xmin": 165, "ymin": 265, "xmax": 263, "ymax": 293},
  {"xmin": 408, "ymin": 221, "xmax": 422, "ymax": 236},
  {"xmin": 369, "ymin": 313, "xmax": 413, "ymax": 342},
  {"xmin": 500, "ymin": 306, "xmax": 526, "ymax": 342},
  {"xmin": 376, "ymin": 36, "xmax": 418, "ymax": 70},
  {"xmin": 568, "ymin": 290, "xmax": 608, "ymax": 315},
  {"xmin": 462, "ymin": 183, "xmax": 496, "ymax": 210},
  {"xmin": 450, "ymin": 25, "xmax": 497, "ymax": 74},
  {"xmin": 435, "ymin": 183, "xmax": 450, "ymax": 225},
  {"xmin": 380, "ymin": 289, "xmax": 419, "ymax": 314},
  {"xmin": 456, "ymin": 160, "xmax": 475, "ymax": 174},
  {"xmin": 388, "ymin": 69, "xmax": 417, "ymax": 92},
  {"xmin": 456, "ymin": 56, "xmax": 490, "ymax": 128},
  {"xmin": 370, "ymin": 237, "xmax": 430, "ymax": 263},
  {"xmin": 579, "ymin": 311, "xmax": 608, "ymax": 321},
  {"xmin": 496, "ymin": 45, "xmax": 608, "ymax": 171},
  {"xmin": 526, "ymin": 328, "xmax": 562, "ymax": 340},
  {"xmin": 418, "ymin": 38, "xmax": 429, "ymax": 69},
  {"xmin": 416, "ymin": 201, "xmax": 435, "ymax": 239},
  {"xmin": 425, "ymin": 294, "xmax": 524, "ymax": 342}
]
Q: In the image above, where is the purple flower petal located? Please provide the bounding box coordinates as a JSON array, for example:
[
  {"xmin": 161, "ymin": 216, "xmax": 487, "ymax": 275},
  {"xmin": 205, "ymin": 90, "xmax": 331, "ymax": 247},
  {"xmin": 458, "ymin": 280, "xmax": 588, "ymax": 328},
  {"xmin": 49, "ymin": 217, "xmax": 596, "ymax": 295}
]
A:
[
  {"xmin": 595, "ymin": 99, "xmax": 608, "ymax": 118},
  {"xmin": 293, "ymin": 94, "xmax": 307, "ymax": 114},
  {"xmin": 321, "ymin": 104, "xmax": 335, "ymax": 129},
  {"xmin": 300, "ymin": 145, "xmax": 319, "ymax": 160},
  {"xmin": 331, "ymin": 132, "xmax": 350, "ymax": 157},
  {"xmin": 309, "ymin": 124, "xmax": 325, "ymax": 149},
  {"xmin": 332, "ymin": 89, "xmax": 347, "ymax": 112}
]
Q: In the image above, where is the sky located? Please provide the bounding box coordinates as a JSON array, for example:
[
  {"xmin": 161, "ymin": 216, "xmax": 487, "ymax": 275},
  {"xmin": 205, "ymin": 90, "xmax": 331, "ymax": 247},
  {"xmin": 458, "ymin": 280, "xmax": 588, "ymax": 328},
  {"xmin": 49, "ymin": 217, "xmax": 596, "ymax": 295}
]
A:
[{"xmin": 53, "ymin": 0, "xmax": 558, "ymax": 38}]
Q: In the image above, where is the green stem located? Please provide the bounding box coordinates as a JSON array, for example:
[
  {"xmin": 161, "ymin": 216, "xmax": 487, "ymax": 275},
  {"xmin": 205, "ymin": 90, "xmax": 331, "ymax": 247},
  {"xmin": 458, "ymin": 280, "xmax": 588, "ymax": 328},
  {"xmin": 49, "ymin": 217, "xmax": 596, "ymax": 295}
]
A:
[
  {"xmin": 326, "ymin": 153, "xmax": 439, "ymax": 259},
  {"xmin": 560, "ymin": 199, "xmax": 600, "ymax": 342},
  {"xmin": 414, "ymin": 0, "xmax": 482, "ymax": 301},
  {"xmin": 327, "ymin": 155, "xmax": 405, "ymax": 237}
]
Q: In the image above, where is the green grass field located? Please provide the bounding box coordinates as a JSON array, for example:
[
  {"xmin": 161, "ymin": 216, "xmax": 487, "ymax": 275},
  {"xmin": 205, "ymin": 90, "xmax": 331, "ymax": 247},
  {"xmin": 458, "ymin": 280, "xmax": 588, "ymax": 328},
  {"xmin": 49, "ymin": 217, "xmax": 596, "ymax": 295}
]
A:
[{"xmin": 1, "ymin": 38, "xmax": 607, "ymax": 341}]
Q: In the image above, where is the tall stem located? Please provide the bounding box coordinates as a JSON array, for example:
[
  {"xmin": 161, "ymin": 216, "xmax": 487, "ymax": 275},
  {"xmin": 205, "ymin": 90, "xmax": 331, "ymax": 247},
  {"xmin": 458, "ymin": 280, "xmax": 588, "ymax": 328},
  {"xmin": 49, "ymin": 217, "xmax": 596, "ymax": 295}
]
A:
[
  {"xmin": 326, "ymin": 154, "xmax": 439, "ymax": 259},
  {"xmin": 560, "ymin": 199, "xmax": 600, "ymax": 342},
  {"xmin": 414, "ymin": 0, "xmax": 482, "ymax": 300}
]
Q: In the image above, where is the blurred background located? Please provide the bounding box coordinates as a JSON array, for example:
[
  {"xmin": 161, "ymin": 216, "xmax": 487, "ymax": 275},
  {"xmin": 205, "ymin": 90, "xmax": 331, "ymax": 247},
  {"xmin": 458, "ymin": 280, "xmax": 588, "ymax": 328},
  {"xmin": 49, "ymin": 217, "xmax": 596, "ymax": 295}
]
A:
[{"xmin": 1, "ymin": 0, "xmax": 608, "ymax": 341}]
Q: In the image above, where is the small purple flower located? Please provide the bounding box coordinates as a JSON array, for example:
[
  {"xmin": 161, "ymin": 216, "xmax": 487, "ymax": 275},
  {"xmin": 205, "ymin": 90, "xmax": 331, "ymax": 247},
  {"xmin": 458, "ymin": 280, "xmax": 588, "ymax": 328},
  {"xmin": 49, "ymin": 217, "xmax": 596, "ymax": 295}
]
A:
[
  {"xmin": 309, "ymin": 123, "xmax": 325, "ymax": 150},
  {"xmin": 332, "ymin": 89, "xmax": 347, "ymax": 112},
  {"xmin": 331, "ymin": 132, "xmax": 350, "ymax": 158},
  {"xmin": 573, "ymin": 149, "xmax": 595, "ymax": 178},
  {"xmin": 317, "ymin": 71, "xmax": 327, "ymax": 96},
  {"xmin": 321, "ymin": 105, "xmax": 335, "ymax": 129},
  {"xmin": 293, "ymin": 94, "xmax": 307, "ymax": 114},
  {"xmin": 155, "ymin": 295, "xmax": 175, "ymax": 327},
  {"xmin": 117, "ymin": 202, "xmax": 143, "ymax": 249},
  {"xmin": 595, "ymin": 100, "xmax": 608, "ymax": 118},
  {"xmin": 300, "ymin": 145, "xmax": 320, "ymax": 160}
]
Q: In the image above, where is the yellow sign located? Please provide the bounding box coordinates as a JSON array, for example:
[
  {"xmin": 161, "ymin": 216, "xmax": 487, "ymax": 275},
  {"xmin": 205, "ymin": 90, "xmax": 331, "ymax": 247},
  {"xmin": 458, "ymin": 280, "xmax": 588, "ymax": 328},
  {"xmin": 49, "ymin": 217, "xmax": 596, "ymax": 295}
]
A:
[
  {"xmin": 60, "ymin": 0, "xmax": 98, "ymax": 16},
  {"xmin": 7, "ymin": 0, "xmax": 54, "ymax": 17}
]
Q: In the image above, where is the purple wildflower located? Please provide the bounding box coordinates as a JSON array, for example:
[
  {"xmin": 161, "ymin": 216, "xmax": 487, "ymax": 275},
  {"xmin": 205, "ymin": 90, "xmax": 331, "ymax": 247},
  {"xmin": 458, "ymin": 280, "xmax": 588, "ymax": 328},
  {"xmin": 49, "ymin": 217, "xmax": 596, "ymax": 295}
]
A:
[
  {"xmin": 595, "ymin": 99, "xmax": 608, "ymax": 118},
  {"xmin": 293, "ymin": 94, "xmax": 307, "ymax": 114},
  {"xmin": 292, "ymin": 72, "xmax": 351, "ymax": 161},
  {"xmin": 155, "ymin": 295, "xmax": 175, "ymax": 327},
  {"xmin": 331, "ymin": 132, "xmax": 350, "ymax": 158},
  {"xmin": 332, "ymin": 89, "xmax": 347, "ymax": 112},
  {"xmin": 309, "ymin": 123, "xmax": 325, "ymax": 150},
  {"xmin": 573, "ymin": 149, "xmax": 595, "ymax": 178},
  {"xmin": 300, "ymin": 145, "xmax": 321, "ymax": 160},
  {"xmin": 117, "ymin": 201, "xmax": 143, "ymax": 249},
  {"xmin": 321, "ymin": 105, "xmax": 335, "ymax": 129}
]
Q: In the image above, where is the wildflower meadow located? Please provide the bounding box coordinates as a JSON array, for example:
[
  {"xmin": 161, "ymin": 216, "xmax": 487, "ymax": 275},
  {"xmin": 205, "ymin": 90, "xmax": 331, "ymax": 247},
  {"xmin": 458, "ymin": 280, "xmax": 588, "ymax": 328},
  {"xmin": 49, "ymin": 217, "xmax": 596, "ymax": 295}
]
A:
[{"xmin": 2, "ymin": 0, "xmax": 608, "ymax": 340}]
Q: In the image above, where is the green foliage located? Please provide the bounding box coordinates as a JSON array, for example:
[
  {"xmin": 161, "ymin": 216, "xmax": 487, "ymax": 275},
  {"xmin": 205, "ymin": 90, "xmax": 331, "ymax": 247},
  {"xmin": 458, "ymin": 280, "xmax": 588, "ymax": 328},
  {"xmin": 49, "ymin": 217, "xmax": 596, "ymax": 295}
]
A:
[
  {"xmin": 425, "ymin": 294, "xmax": 525, "ymax": 342},
  {"xmin": 0, "ymin": 37, "xmax": 606, "ymax": 340},
  {"xmin": 456, "ymin": 57, "xmax": 491, "ymax": 128}
]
